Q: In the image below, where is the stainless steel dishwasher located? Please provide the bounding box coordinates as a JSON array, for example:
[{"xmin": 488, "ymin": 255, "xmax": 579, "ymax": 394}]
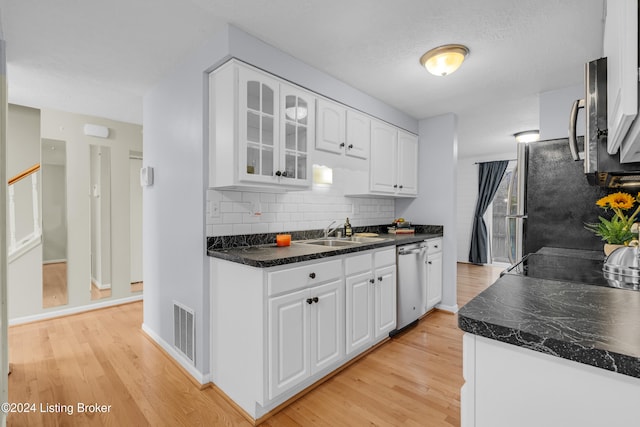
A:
[{"xmin": 392, "ymin": 240, "xmax": 428, "ymax": 335}]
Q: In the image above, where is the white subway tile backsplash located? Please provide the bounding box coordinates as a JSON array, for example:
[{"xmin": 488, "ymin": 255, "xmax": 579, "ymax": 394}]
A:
[
  {"xmin": 207, "ymin": 188, "xmax": 395, "ymax": 236},
  {"xmin": 232, "ymin": 224, "xmax": 252, "ymax": 234},
  {"xmin": 221, "ymin": 191, "xmax": 243, "ymax": 202}
]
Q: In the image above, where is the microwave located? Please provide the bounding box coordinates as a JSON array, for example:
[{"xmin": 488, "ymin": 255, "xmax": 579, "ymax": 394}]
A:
[{"xmin": 569, "ymin": 57, "xmax": 640, "ymax": 188}]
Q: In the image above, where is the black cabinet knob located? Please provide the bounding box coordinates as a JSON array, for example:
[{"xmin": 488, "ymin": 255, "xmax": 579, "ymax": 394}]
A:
[
  {"xmin": 369, "ymin": 278, "xmax": 375, "ymax": 284},
  {"xmin": 339, "ymin": 142, "xmax": 345, "ymax": 148},
  {"xmin": 434, "ymin": 245, "xmax": 438, "ymax": 249},
  {"xmin": 281, "ymin": 171, "xmax": 288, "ymax": 177},
  {"xmin": 393, "ymin": 184, "xmax": 398, "ymax": 188},
  {"xmin": 399, "ymin": 185, "xmax": 403, "ymax": 189},
  {"xmin": 312, "ymin": 297, "xmax": 319, "ymax": 303},
  {"xmin": 275, "ymin": 171, "xmax": 282, "ymax": 176},
  {"xmin": 306, "ymin": 298, "xmax": 313, "ymax": 304},
  {"xmin": 428, "ymin": 261, "xmax": 432, "ymax": 265},
  {"xmin": 378, "ymin": 276, "xmax": 383, "ymax": 282},
  {"xmin": 348, "ymin": 144, "xmax": 354, "ymax": 149},
  {"xmin": 309, "ymin": 272, "xmax": 316, "ymax": 279}
]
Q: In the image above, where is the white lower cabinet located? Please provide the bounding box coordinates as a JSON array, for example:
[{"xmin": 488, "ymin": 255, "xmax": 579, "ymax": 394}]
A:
[
  {"xmin": 425, "ymin": 238, "xmax": 443, "ymax": 311},
  {"xmin": 210, "ymin": 247, "xmax": 396, "ymax": 421},
  {"xmin": 346, "ymin": 248, "xmax": 397, "ymax": 355},
  {"xmin": 462, "ymin": 333, "xmax": 640, "ymax": 427},
  {"xmin": 268, "ymin": 278, "xmax": 343, "ymax": 399}
]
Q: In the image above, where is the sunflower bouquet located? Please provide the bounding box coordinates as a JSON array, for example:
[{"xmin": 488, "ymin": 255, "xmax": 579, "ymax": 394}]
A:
[{"xmin": 585, "ymin": 192, "xmax": 640, "ymax": 245}]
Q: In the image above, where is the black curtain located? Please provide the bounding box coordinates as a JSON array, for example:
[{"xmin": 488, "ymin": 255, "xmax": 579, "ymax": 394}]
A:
[{"xmin": 469, "ymin": 160, "xmax": 509, "ymax": 264}]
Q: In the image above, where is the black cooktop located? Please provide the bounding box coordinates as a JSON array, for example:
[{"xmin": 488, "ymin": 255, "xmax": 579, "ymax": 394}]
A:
[{"xmin": 502, "ymin": 252, "xmax": 610, "ymax": 288}]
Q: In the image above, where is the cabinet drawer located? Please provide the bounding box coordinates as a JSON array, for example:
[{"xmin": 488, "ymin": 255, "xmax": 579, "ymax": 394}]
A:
[
  {"xmin": 268, "ymin": 259, "xmax": 342, "ymax": 296},
  {"xmin": 426, "ymin": 238, "xmax": 442, "ymax": 255},
  {"xmin": 375, "ymin": 248, "xmax": 396, "ymax": 268},
  {"xmin": 345, "ymin": 253, "xmax": 372, "ymax": 276}
]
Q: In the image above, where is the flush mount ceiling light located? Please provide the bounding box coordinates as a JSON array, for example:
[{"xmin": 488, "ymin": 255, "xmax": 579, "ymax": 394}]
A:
[
  {"xmin": 419, "ymin": 44, "xmax": 469, "ymax": 76},
  {"xmin": 514, "ymin": 130, "xmax": 540, "ymax": 143}
]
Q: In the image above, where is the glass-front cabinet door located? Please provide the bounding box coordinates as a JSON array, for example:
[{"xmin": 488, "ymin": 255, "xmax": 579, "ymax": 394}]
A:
[
  {"xmin": 238, "ymin": 67, "xmax": 280, "ymax": 184},
  {"xmin": 280, "ymin": 85, "xmax": 314, "ymax": 187}
]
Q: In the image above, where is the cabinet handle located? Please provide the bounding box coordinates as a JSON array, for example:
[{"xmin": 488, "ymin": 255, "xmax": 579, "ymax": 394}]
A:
[
  {"xmin": 399, "ymin": 185, "xmax": 403, "ymax": 189},
  {"xmin": 339, "ymin": 142, "xmax": 345, "ymax": 148},
  {"xmin": 275, "ymin": 171, "xmax": 282, "ymax": 177},
  {"xmin": 306, "ymin": 298, "xmax": 313, "ymax": 304},
  {"xmin": 348, "ymin": 144, "xmax": 354, "ymax": 149},
  {"xmin": 434, "ymin": 245, "xmax": 438, "ymax": 249},
  {"xmin": 378, "ymin": 276, "xmax": 383, "ymax": 282},
  {"xmin": 312, "ymin": 297, "xmax": 319, "ymax": 303},
  {"xmin": 428, "ymin": 261, "xmax": 432, "ymax": 265},
  {"xmin": 309, "ymin": 272, "xmax": 316, "ymax": 279},
  {"xmin": 281, "ymin": 171, "xmax": 288, "ymax": 177},
  {"xmin": 393, "ymin": 184, "xmax": 398, "ymax": 188},
  {"xmin": 369, "ymin": 278, "xmax": 375, "ymax": 284}
]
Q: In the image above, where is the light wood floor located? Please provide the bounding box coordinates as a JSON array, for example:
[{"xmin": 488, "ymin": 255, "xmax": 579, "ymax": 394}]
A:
[
  {"xmin": 42, "ymin": 262, "xmax": 68, "ymax": 308},
  {"xmin": 7, "ymin": 263, "xmax": 502, "ymax": 426}
]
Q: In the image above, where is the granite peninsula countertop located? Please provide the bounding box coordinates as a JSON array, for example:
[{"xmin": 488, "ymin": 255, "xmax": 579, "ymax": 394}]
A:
[
  {"xmin": 208, "ymin": 232, "xmax": 442, "ymax": 268},
  {"xmin": 458, "ymin": 248, "xmax": 640, "ymax": 378}
]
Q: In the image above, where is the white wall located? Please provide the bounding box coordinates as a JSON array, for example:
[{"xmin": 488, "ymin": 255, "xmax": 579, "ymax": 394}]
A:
[
  {"xmin": 539, "ymin": 84, "xmax": 584, "ymax": 141},
  {"xmin": 143, "ymin": 24, "xmax": 418, "ymax": 382},
  {"xmin": 395, "ymin": 114, "xmax": 458, "ymax": 312},
  {"xmin": 42, "ymin": 163, "xmax": 66, "ymax": 262},
  {"xmin": 8, "ymin": 107, "xmax": 143, "ymax": 322}
]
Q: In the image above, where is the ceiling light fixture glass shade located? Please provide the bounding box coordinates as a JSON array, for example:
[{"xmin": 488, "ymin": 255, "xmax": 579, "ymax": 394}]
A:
[
  {"xmin": 420, "ymin": 44, "xmax": 469, "ymax": 76},
  {"xmin": 514, "ymin": 130, "xmax": 540, "ymax": 143},
  {"xmin": 285, "ymin": 106, "xmax": 308, "ymax": 120}
]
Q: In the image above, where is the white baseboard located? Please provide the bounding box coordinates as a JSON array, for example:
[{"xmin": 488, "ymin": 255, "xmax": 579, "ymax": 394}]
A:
[
  {"xmin": 43, "ymin": 259, "xmax": 67, "ymax": 265},
  {"xmin": 9, "ymin": 295, "xmax": 143, "ymax": 325},
  {"xmin": 91, "ymin": 277, "xmax": 111, "ymax": 290},
  {"xmin": 436, "ymin": 303, "xmax": 459, "ymax": 313},
  {"xmin": 141, "ymin": 323, "xmax": 210, "ymax": 386}
]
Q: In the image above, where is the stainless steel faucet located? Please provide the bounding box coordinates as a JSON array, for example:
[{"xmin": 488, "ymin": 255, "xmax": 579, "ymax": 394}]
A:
[{"xmin": 324, "ymin": 220, "xmax": 342, "ymax": 238}]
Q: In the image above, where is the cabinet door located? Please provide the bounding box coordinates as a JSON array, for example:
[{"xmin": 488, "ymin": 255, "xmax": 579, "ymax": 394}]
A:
[
  {"xmin": 374, "ymin": 264, "xmax": 396, "ymax": 339},
  {"xmin": 604, "ymin": 0, "xmax": 638, "ymax": 155},
  {"xmin": 309, "ymin": 279, "xmax": 344, "ymax": 373},
  {"xmin": 370, "ymin": 120, "xmax": 397, "ymax": 193},
  {"xmin": 281, "ymin": 85, "xmax": 314, "ymax": 187},
  {"xmin": 316, "ymin": 99, "xmax": 346, "ymax": 154},
  {"xmin": 397, "ymin": 131, "xmax": 418, "ymax": 196},
  {"xmin": 346, "ymin": 110, "xmax": 371, "ymax": 159},
  {"xmin": 238, "ymin": 67, "xmax": 280, "ymax": 184},
  {"xmin": 426, "ymin": 251, "xmax": 443, "ymax": 310},
  {"xmin": 268, "ymin": 288, "xmax": 310, "ymax": 399},
  {"xmin": 345, "ymin": 272, "xmax": 374, "ymax": 355}
]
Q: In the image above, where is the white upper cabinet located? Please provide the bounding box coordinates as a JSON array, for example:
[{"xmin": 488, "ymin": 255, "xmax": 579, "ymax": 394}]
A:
[
  {"xmin": 209, "ymin": 60, "xmax": 313, "ymax": 190},
  {"xmin": 604, "ymin": 0, "xmax": 638, "ymax": 157},
  {"xmin": 280, "ymin": 85, "xmax": 315, "ymax": 186},
  {"xmin": 316, "ymin": 98, "xmax": 370, "ymax": 159},
  {"xmin": 397, "ymin": 130, "xmax": 419, "ymax": 196},
  {"xmin": 370, "ymin": 120, "xmax": 418, "ymax": 197}
]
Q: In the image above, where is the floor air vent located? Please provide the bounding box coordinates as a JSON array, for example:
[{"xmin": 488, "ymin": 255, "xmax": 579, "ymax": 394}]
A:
[{"xmin": 173, "ymin": 301, "xmax": 195, "ymax": 364}]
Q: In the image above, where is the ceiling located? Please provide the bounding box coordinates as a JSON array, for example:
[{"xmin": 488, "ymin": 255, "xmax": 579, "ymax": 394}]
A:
[{"xmin": 0, "ymin": 0, "xmax": 605, "ymax": 158}]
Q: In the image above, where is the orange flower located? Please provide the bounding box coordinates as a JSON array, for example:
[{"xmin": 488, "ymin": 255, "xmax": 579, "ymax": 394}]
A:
[
  {"xmin": 607, "ymin": 192, "xmax": 635, "ymax": 209},
  {"xmin": 596, "ymin": 195, "xmax": 611, "ymax": 208}
]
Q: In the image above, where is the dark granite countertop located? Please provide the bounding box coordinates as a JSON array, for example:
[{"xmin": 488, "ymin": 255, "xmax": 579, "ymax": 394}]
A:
[
  {"xmin": 459, "ymin": 248, "xmax": 640, "ymax": 378},
  {"xmin": 208, "ymin": 232, "xmax": 442, "ymax": 268}
]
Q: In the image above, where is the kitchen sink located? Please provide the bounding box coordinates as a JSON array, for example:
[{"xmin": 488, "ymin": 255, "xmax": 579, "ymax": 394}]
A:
[
  {"xmin": 298, "ymin": 236, "xmax": 388, "ymax": 247},
  {"xmin": 301, "ymin": 239, "xmax": 358, "ymax": 247},
  {"xmin": 348, "ymin": 236, "xmax": 386, "ymax": 243}
]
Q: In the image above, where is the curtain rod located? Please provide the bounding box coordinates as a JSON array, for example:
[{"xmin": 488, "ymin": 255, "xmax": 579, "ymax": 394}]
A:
[{"xmin": 474, "ymin": 159, "xmax": 516, "ymax": 165}]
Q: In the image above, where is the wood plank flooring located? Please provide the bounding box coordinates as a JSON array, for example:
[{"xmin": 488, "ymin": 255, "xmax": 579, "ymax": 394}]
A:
[
  {"xmin": 7, "ymin": 263, "xmax": 502, "ymax": 426},
  {"xmin": 42, "ymin": 262, "xmax": 68, "ymax": 308}
]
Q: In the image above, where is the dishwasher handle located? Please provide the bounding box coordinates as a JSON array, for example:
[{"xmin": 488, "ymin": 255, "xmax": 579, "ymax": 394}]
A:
[{"xmin": 398, "ymin": 247, "xmax": 426, "ymax": 256}]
